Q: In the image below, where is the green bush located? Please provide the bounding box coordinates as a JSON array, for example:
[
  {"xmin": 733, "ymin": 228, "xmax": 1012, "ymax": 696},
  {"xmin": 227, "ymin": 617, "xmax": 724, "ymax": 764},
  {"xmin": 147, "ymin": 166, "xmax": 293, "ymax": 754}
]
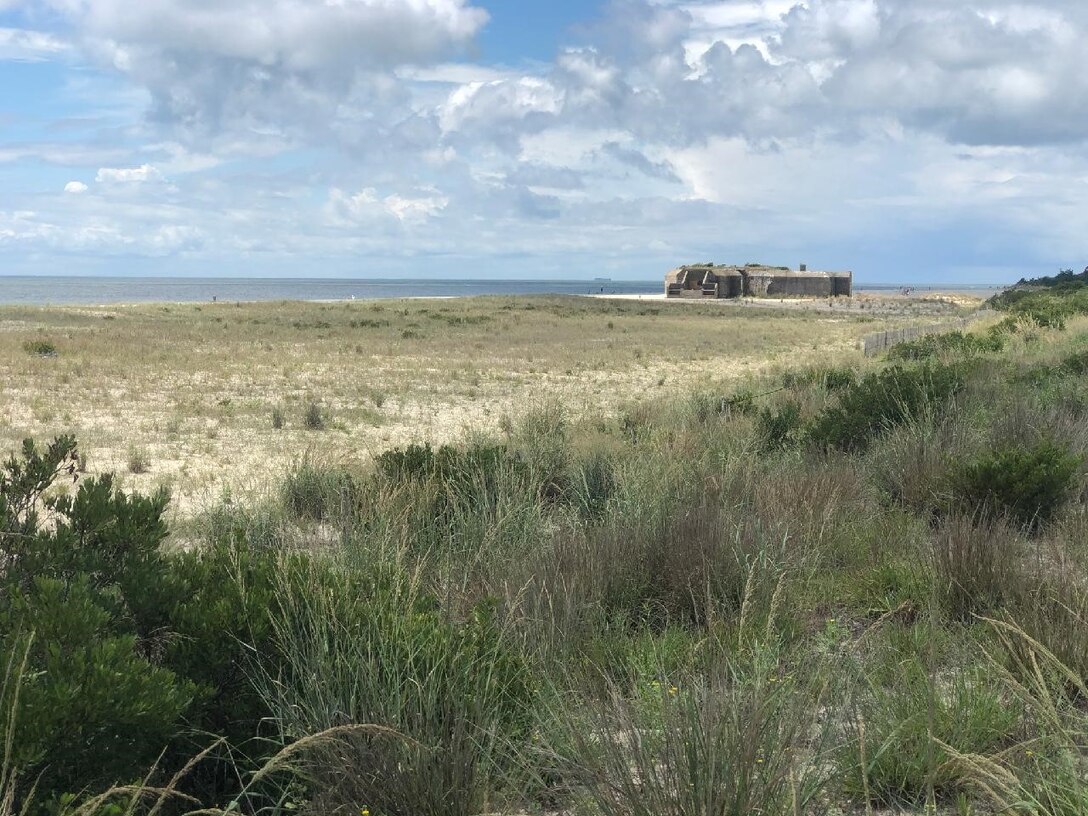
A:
[
  {"xmin": 0, "ymin": 438, "xmax": 300, "ymax": 806},
  {"xmin": 887, "ymin": 331, "xmax": 1004, "ymax": 362},
  {"xmin": 0, "ymin": 438, "xmax": 193, "ymax": 801},
  {"xmin": 808, "ymin": 364, "xmax": 964, "ymax": 452},
  {"xmin": 952, "ymin": 442, "xmax": 1079, "ymax": 530}
]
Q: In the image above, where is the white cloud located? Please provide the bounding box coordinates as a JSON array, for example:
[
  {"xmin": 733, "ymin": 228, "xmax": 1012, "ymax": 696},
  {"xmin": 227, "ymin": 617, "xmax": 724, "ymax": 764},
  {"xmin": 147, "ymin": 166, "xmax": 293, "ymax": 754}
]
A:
[
  {"xmin": 327, "ymin": 187, "xmax": 448, "ymax": 225},
  {"xmin": 95, "ymin": 164, "xmax": 162, "ymax": 183},
  {"xmin": 0, "ymin": 27, "xmax": 70, "ymax": 61},
  {"xmin": 63, "ymin": 181, "xmax": 88, "ymax": 193}
]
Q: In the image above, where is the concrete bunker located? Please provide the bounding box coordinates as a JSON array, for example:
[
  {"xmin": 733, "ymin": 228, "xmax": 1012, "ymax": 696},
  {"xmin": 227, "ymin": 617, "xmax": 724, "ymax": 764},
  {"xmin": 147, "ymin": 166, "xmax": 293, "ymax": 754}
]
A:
[{"xmin": 665, "ymin": 263, "xmax": 852, "ymax": 299}]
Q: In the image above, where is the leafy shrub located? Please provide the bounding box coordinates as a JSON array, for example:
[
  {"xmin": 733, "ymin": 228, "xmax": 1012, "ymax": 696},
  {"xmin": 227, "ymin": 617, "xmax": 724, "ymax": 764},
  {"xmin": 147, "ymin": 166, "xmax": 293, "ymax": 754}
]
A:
[
  {"xmin": 808, "ymin": 364, "xmax": 964, "ymax": 452},
  {"xmin": 0, "ymin": 579, "xmax": 193, "ymax": 796},
  {"xmin": 756, "ymin": 401, "xmax": 804, "ymax": 452},
  {"xmin": 888, "ymin": 331, "xmax": 1004, "ymax": 362},
  {"xmin": 952, "ymin": 442, "xmax": 1079, "ymax": 530},
  {"xmin": 0, "ymin": 437, "xmax": 192, "ymax": 801}
]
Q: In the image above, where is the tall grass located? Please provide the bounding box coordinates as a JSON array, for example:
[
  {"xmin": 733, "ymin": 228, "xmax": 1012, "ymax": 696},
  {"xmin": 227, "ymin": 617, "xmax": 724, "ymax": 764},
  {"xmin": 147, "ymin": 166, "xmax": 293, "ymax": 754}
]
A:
[
  {"xmin": 249, "ymin": 560, "xmax": 534, "ymax": 816},
  {"xmin": 552, "ymin": 639, "xmax": 836, "ymax": 816}
]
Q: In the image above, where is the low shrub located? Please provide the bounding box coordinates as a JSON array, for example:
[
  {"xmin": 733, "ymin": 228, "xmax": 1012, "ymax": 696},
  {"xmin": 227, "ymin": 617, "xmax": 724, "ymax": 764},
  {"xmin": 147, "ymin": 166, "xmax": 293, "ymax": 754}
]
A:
[
  {"xmin": 808, "ymin": 364, "xmax": 964, "ymax": 452},
  {"xmin": 888, "ymin": 331, "xmax": 1004, "ymax": 362},
  {"xmin": 271, "ymin": 405, "xmax": 285, "ymax": 429},
  {"xmin": 0, "ymin": 437, "xmax": 191, "ymax": 801},
  {"xmin": 951, "ymin": 442, "xmax": 1079, "ymax": 531}
]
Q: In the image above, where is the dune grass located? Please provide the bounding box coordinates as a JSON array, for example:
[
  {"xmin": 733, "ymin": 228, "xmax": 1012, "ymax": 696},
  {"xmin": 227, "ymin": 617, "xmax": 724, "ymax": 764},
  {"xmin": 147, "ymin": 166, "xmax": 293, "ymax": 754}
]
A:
[{"xmin": 13, "ymin": 292, "xmax": 1084, "ymax": 815}]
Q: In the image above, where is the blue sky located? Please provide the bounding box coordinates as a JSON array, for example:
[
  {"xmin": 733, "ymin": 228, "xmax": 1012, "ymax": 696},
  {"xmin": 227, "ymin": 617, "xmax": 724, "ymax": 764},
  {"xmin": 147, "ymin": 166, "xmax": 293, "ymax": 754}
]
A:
[{"xmin": 1, "ymin": 0, "xmax": 1087, "ymax": 283}]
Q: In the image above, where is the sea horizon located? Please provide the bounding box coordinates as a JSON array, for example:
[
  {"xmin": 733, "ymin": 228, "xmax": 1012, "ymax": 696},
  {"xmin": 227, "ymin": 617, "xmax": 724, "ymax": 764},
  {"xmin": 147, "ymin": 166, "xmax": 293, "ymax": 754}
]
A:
[{"xmin": 0, "ymin": 275, "xmax": 1008, "ymax": 307}]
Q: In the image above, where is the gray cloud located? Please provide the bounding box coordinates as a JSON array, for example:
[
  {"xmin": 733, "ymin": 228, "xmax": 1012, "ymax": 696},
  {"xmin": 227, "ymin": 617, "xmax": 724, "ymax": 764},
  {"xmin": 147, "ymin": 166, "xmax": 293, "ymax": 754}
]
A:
[{"xmin": 35, "ymin": 0, "xmax": 487, "ymax": 140}]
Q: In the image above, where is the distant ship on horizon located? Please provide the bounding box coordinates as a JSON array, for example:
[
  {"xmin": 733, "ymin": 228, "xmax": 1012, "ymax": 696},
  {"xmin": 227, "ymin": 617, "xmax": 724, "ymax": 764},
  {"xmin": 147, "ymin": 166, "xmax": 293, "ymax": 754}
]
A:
[{"xmin": 593, "ymin": 276, "xmax": 612, "ymax": 282}]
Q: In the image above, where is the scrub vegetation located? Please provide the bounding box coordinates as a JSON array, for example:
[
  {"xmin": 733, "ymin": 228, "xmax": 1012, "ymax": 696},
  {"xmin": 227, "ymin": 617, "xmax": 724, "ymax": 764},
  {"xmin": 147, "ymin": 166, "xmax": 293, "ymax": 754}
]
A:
[{"xmin": 8, "ymin": 283, "xmax": 1088, "ymax": 815}]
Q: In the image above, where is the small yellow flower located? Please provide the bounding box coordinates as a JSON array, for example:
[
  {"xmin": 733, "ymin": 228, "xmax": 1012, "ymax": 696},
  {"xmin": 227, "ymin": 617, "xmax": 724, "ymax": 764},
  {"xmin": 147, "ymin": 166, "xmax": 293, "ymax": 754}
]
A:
[
  {"xmin": 361, "ymin": 808, "xmax": 370, "ymax": 816},
  {"xmin": 669, "ymin": 685, "xmax": 679, "ymax": 695}
]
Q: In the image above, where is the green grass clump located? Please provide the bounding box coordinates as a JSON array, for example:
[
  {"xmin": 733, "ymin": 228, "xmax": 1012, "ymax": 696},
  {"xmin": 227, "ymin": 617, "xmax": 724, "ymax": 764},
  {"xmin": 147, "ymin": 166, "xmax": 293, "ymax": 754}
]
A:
[
  {"xmin": 303, "ymin": 401, "xmax": 326, "ymax": 430},
  {"xmin": 254, "ymin": 571, "xmax": 534, "ymax": 816},
  {"xmin": 846, "ymin": 648, "xmax": 1018, "ymax": 807},
  {"xmin": 22, "ymin": 339, "xmax": 57, "ymax": 357},
  {"xmin": 282, "ymin": 460, "xmax": 357, "ymax": 522},
  {"xmin": 756, "ymin": 401, "xmax": 803, "ymax": 452},
  {"xmin": 555, "ymin": 642, "xmax": 834, "ymax": 816}
]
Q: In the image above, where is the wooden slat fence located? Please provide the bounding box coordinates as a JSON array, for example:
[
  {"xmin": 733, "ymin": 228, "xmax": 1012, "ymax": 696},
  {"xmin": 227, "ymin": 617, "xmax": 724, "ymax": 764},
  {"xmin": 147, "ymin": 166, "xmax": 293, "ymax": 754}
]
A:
[{"xmin": 860, "ymin": 312, "xmax": 991, "ymax": 357}]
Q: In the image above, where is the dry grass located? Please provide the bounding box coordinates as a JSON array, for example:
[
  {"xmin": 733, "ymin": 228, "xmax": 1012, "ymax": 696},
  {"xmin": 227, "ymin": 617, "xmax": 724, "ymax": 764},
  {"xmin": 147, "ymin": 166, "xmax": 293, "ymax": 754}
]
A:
[{"xmin": 0, "ymin": 294, "xmax": 951, "ymax": 520}]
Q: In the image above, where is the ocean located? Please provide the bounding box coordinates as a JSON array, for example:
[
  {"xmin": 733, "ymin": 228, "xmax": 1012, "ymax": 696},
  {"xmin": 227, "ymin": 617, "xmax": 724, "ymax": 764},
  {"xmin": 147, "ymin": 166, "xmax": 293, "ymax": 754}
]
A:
[
  {"xmin": 0, "ymin": 276, "xmax": 662, "ymax": 306},
  {"xmin": 0, "ymin": 276, "xmax": 1005, "ymax": 307}
]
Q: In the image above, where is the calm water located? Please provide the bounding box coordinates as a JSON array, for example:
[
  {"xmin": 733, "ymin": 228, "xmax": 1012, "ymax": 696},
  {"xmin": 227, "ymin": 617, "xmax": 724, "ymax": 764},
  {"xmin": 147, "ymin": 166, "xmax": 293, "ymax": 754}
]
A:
[
  {"xmin": 0, "ymin": 276, "xmax": 1004, "ymax": 306},
  {"xmin": 0, "ymin": 277, "xmax": 662, "ymax": 306}
]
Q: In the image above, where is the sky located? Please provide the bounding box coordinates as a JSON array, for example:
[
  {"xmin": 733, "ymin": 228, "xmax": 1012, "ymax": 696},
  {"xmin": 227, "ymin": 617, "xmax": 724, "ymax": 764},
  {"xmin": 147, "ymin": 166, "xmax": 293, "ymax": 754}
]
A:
[{"xmin": 0, "ymin": 1, "xmax": 1086, "ymax": 283}]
